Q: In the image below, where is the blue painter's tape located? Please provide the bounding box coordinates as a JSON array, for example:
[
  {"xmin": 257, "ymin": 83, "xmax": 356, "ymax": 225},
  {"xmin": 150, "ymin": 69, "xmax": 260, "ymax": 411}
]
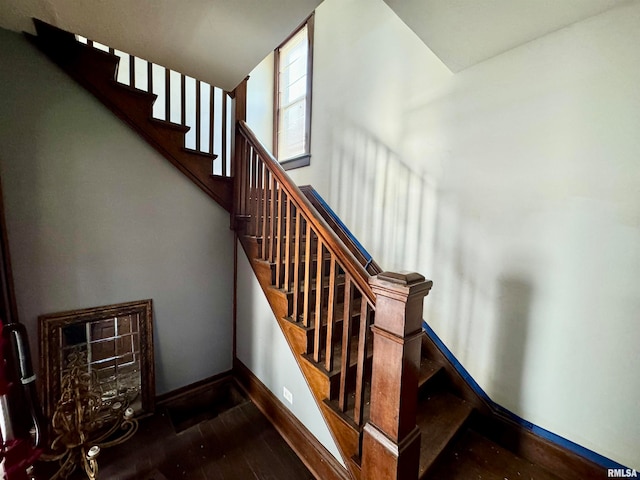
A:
[{"xmin": 421, "ymin": 320, "xmax": 632, "ymax": 471}]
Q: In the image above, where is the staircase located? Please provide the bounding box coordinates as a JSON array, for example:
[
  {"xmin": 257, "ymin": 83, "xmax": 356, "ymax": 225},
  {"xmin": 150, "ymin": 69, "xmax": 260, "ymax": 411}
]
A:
[
  {"xmin": 30, "ymin": 19, "xmax": 605, "ymax": 480},
  {"xmin": 28, "ymin": 19, "xmax": 234, "ymax": 212}
]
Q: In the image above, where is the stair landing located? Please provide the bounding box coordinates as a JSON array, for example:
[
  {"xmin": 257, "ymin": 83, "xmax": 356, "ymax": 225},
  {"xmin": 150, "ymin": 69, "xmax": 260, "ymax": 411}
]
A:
[{"xmin": 425, "ymin": 429, "xmax": 564, "ymax": 480}]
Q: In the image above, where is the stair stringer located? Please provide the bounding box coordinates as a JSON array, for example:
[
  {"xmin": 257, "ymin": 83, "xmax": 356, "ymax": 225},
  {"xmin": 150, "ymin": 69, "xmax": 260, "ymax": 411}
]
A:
[
  {"xmin": 237, "ymin": 235, "xmax": 362, "ymax": 480},
  {"xmin": 27, "ymin": 19, "xmax": 233, "ymax": 211}
]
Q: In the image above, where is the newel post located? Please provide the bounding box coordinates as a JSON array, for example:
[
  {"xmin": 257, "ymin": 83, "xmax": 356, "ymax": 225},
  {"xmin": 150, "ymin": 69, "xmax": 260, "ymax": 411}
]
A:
[
  {"xmin": 230, "ymin": 76, "xmax": 248, "ymax": 226},
  {"xmin": 362, "ymin": 272, "xmax": 432, "ymax": 480}
]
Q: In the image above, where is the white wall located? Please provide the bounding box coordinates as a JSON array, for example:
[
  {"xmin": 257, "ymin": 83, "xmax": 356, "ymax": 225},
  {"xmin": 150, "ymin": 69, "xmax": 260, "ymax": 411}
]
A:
[
  {"xmin": 247, "ymin": 52, "xmax": 275, "ymax": 150},
  {"xmin": 235, "ymin": 248, "xmax": 342, "ymax": 463},
  {"xmin": 248, "ymin": 0, "xmax": 640, "ymax": 469},
  {"xmin": 0, "ymin": 29, "xmax": 234, "ymax": 395}
]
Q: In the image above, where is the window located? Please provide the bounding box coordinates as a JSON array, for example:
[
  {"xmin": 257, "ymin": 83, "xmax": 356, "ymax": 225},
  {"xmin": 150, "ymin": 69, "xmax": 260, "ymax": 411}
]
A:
[{"xmin": 274, "ymin": 15, "xmax": 314, "ymax": 169}]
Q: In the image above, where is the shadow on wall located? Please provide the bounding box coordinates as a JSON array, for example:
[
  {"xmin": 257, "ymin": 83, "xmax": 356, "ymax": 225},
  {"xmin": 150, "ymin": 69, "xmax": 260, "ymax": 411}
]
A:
[
  {"xmin": 494, "ymin": 276, "xmax": 533, "ymax": 419},
  {"xmin": 324, "ymin": 118, "xmax": 510, "ymax": 398},
  {"xmin": 327, "ymin": 119, "xmax": 439, "ymax": 273},
  {"xmin": 236, "ymin": 250, "xmax": 276, "ymax": 389}
]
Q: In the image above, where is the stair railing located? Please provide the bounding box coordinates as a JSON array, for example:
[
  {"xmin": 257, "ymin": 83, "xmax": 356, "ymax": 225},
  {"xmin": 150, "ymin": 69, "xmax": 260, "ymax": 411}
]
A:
[
  {"xmin": 236, "ymin": 121, "xmax": 375, "ymax": 425},
  {"xmin": 235, "ymin": 120, "xmax": 432, "ymax": 479},
  {"xmin": 76, "ymin": 36, "xmax": 233, "ymax": 177}
]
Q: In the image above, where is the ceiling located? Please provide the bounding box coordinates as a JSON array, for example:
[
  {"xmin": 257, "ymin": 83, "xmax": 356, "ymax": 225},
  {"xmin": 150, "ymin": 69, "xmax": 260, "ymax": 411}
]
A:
[
  {"xmin": 0, "ymin": 0, "xmax": 321, "ymax": 91},
  {"xmin": 0, "ymin": 0, "xmax": 633, "ymax": 89},
  {"xmin": 383, "ymin": 0, "xmax": 635, "ymax": 72}
]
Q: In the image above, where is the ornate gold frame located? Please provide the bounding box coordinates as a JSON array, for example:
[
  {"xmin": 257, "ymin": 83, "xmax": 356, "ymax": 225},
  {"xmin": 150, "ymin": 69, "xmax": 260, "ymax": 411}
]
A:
[{"xmin": 39, "ymin": 299, "xmax": 155, "ymax": 422}]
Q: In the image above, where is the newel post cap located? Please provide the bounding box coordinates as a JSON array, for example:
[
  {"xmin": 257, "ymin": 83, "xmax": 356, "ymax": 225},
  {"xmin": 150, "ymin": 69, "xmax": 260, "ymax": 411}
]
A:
[{"xmin": 369, "ymin": 271, "xmax": 433, "ymax": 300}]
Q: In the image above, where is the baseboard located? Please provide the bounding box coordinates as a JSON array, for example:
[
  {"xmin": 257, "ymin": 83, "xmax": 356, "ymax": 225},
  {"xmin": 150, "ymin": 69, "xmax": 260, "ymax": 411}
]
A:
[
  {"xmin": 233, "ymin": 358, "xmax": 351, "ymax": 480},
  {"xmin": 155, "ymin": 369, "xmax": 234, "ymax": 407},
  {"xmin": 422, "ymin": 320, "xmax": 629, "ymax": 478}
]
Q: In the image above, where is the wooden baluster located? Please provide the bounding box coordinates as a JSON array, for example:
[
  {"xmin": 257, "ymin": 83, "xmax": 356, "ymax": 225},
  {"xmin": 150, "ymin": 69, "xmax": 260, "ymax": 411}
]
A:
[
  {"xmin": 354, "ymin": 300, "xmax": 370, "ymax": 426},
  {"xmin": 181, "ymin": 74, "xmax": 186, "ymax": 126},
  {"xmin": 87, "ymin": 39, "xmax": 94, "ymax": 47},
  {"xmin": 283, "ymin": 196, "xmax": 292, "ymax": 291},
  {"xmin": 261, "ymin": 169, "xmax": 270, "ymax": 260},
  {"xmin": 275, "ymin": 188, "xmax": 284, "ymax": 289},
  {"xmin": 361, "ymin": 272, "xmax": 433, "ymax": 480},
  {"xmin": 313, "ymin": 242, "xmax": 327, "ymax": 363},
  {"xmin": 324, "ymin": 255, "xmax": 337, "ymax": 372},
  {"xmin": 165, "ymin": 68, "xmax": 170, "ymax": 122},
  {"xmin": 253, "ymin": 152, "xmax": 264, "ymax": 237},
  {"xmin": 246, "ymin": 145, "xmax": 253, "ymax": 227},
  {"xmin": 235, "ymin": 137, "xmax": 243, "ymax": 218},
  {"xmin": 196, "ymin": 80, "xmax": 201, "ymax": 151},
  {"xmin": 339, "ymin": 277, "xmax": 353, "ymax": 412},
  {"xmin": 240, "ymin": 140, "xmax": 249, "ymax": 218},
  {"xmin": 235, "ymin": 138, "xmax": 244, "ymax": 218},
  {"xmin": 129, "ymin": 55, "xmax": 135, "ymax": 88},
  {"xmin": 245, "ymin": 145, "xmax": 252, "ymax": 233},
  {"xmin": 147, "ymin": 61, "xmax": 152, "ymax": 93},
  {"xmin": 252, "ymin": 150, "xmax": 259, "ymax": 237},
  {"xmin": 292, "ymin": 209, "xmax": 302, "ymax": 322},
  {"xmin": 244, "ymin": 143, "xmax": 251, "ymax": 219},
  {"xmin": 231, "ymin": 78, "xmax": 247, "ymax": 180},
  {"xmin": 231, "ymin": 80, "xmax": 246, "ymax": 223},
  {"xmin": 109, "ymin": 47, "xmax": 114, "ymax": 55},
  {"xmin": 269, "ymin": 175, "xmax": 277, "ymax": 263},
  {"xmin": 222, "ymin": 92, "xmax": 228, "ymax": 176},
  {"xmin": 256, "ymin": 153, "xmax": 262, "ymax": 238},
  {"xmin": 302, "ymin": 222, "xmax": 312, "ymax": 328},
  {"xmin": 209, "ymin": 85, "xmax": 215, "ymax": 155}
]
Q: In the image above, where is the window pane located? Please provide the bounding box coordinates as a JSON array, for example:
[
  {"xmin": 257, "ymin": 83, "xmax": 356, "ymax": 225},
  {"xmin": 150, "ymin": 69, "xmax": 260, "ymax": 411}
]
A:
[
  {"xmin": 278, "ymin": 100, "xmax": 306, "ymax": 159},
  {"xmin": 276, "ymin": 21, "xmax": 311, "ymax": 161},
  {"xmin": 282, "ymin": 75, "xmax": 307, "ymax": 105}
]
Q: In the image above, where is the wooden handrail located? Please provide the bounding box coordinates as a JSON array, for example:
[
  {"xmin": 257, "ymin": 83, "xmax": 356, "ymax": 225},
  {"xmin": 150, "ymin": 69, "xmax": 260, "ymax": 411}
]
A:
[
  {"xmin": 299, "ymin": 185, "xmax": 383, "ymax": 276},
  {"xmin": 237, "ymin": 120, "xmax": 374, "ymax": 304}
]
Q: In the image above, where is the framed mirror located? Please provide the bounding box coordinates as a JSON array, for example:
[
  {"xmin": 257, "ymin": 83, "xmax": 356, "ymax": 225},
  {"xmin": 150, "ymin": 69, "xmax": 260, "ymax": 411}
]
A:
[{"xmin": 39, "ymin": 299, "xmax": 155, "ymax": 422}]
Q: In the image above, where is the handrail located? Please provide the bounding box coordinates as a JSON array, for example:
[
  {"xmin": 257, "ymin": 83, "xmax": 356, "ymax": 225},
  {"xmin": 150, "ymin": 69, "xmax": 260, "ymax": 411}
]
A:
[
  {"xmin": 237, "ymin": 120, "xmax": 374, "ymax": 304},
  {"xmin": 299, "ymin": 185, "xmax": 383, "ymax": 276}
]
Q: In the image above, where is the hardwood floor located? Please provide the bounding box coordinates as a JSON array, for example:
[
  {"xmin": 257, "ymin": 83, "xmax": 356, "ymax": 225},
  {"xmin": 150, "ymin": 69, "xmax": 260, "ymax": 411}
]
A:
[{"xmin": 34, "ymin": 400, "xmax": 314, "ymax": 480}]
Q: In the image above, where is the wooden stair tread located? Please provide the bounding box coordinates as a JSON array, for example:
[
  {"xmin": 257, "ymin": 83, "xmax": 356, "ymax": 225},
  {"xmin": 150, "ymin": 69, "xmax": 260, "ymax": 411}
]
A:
[
  {"xmin": 417, "ymin": 391, "xmax": 473, "ymax": 478},
  {"xmin": 418, "ymin": 357, "xmax": 442, "ymax": 391},
  {"xmin": 112, "ymin": 80, "xmax": 158, "ymax": 101},
  {"xmin": 288, "ymin": 271, "xmax": 345, "ymax": 292},
  {"xmin": 425, "ymin": 429, "xmax": 563, "ymax": 480},
  {"xmin": 464, "ymin": 429, "xmax": 563, "ymax": 480},
  {"xmin": 300, "ymin": 321, "xmax": 372, "ymax": 377},
  {"xmin": 76, "ymin": 45, "xmax": 120, "ymax": 76},
  {"xmin": 183, "ymin": 147, "xmax": 217, "ymax": 160},
  {"xmin": 323, "ymin": 376, "xmax": 372, "ymax": 430},
  {"xmin": 424, "ymin": 450, "xmax": 504, "ymax": 480},
  {"xmin": 291, "ymin": 290, "xmax": 362, "ymax": 330},
  {"xmin": 209, "ymin": 174, "xmax": 232, "ymax": 182},
  {"xmin": 148, "ymin": 117, "xmax": 190, "ymax": 133},
  {"xmin": 281, "ymin": 297, "xmax": 357, "ymax": 332}
]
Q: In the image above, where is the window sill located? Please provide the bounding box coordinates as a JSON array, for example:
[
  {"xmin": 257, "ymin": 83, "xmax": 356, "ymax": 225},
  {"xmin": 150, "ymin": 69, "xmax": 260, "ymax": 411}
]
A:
[{"xmin": 280, "ymin": 153, "xmax": 311, "ymax": 171}]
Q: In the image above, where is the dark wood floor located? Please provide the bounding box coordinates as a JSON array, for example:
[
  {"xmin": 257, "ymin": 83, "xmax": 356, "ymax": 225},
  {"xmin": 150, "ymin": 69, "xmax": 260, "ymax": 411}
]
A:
[{"xmin": 35, "ymin": 400, "xmax": 314, "ymax": 480}]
